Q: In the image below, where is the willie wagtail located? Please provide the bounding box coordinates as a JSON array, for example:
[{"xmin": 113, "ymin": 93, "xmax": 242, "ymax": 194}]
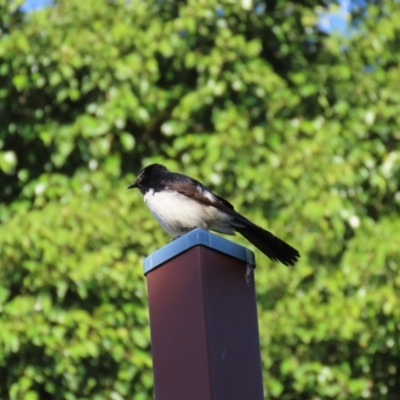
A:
[{"xmin": 128, "ymin": 164, "xmax": 300, "ymax": 266}]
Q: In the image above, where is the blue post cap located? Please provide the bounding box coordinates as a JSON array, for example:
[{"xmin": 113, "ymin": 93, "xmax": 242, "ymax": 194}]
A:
[{"xmin": 144, "ymin": 229, "xmax": 255, "ymax": 274}]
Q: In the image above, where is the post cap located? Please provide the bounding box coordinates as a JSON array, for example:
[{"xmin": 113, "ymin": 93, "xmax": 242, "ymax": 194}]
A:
[{"xmin": 143, "ymin": 229, "xmax": 255, "ymax": 274}]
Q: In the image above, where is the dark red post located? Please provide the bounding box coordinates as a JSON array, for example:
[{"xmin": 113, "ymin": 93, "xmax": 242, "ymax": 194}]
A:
[{"xmin": 144, "ymin": 229, "xmax": 264, "ymax": 400}]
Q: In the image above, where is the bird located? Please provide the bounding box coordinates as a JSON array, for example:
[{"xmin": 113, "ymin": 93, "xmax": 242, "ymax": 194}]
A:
[{"xmin": 128, "ymin": 164, "xmax": 300, "ymax": 266}]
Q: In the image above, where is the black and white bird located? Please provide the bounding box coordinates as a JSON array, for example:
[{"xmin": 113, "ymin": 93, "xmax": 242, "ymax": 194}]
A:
[{"xmin": 128, "ymin": 164, "xmax": 300, "ymax": 266}]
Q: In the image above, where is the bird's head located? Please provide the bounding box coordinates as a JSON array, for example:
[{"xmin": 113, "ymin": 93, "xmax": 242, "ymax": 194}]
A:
[{"xmin": 127, "ymin": 164, "xmax": 168, "ymax": 193}]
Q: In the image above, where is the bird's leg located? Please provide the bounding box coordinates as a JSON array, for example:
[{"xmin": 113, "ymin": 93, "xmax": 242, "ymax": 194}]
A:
[{"xmin": 169, "ymin": 228, "xmax": 197, "ymax": 242}]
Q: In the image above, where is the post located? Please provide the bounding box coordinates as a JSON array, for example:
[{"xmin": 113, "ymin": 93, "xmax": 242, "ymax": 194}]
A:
[{"xmin": 144, "ymin": 229, "xmax": 264, "ymax": 400}]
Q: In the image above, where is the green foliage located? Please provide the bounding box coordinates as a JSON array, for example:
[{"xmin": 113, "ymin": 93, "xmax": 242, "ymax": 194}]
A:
[{"xmin": 1, "ymin": 0, "xmax": 400, "ymax": 398}]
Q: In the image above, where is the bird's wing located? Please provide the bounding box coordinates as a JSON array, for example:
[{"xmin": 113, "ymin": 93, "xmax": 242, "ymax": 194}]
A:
[
  {"xmin": 213, "ymin": 194, "xmax": 235, "ymax": 210},
  {"xmin": 164, "ymin": 174, "xmax": 236, "ymax": 211},
  {"xmin": 163, "ymin": 173, "xmax": 267, "ymax": 227}
]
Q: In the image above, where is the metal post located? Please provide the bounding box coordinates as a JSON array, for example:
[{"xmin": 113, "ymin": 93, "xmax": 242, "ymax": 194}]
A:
[{"xmin": 144, "ymin": 229, "xmax": 264, "ymax": 400}]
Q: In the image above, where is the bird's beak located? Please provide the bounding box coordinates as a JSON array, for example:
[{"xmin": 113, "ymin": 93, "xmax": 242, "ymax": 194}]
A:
[{"xmin": 127, "ymin": 181, "xmax": 138, "ymax": 189}]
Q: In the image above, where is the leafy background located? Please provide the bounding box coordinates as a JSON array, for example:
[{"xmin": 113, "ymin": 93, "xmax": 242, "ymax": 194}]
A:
[{"xmin": 1, "ymin": 0, "xmax": 399, "ymax": 399}]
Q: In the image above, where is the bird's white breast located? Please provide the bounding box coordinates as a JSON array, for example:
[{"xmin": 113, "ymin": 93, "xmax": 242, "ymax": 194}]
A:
[{"xmin": 143, "ymin": 189, "xmax": 234, "ymax": 237}]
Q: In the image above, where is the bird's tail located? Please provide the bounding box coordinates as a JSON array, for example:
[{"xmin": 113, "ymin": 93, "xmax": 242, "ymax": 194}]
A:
[{"xmin": 235, "ymin": 222, "xmax": 300, "ymax": 266}]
